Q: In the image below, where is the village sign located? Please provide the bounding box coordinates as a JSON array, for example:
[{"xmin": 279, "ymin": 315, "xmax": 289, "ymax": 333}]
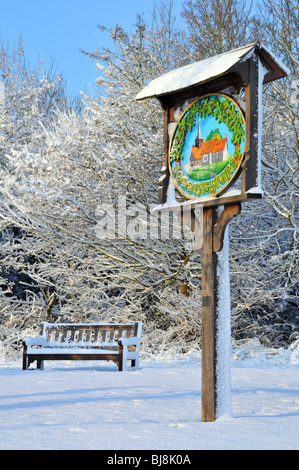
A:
[{"xmin": 136, "ymin": 42, "xmax": 289, "ymax": 422}]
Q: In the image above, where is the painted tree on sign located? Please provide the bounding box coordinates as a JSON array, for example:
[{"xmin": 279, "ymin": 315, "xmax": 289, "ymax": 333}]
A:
[{"xmin": 169, "ymin": 95, "xmax": 245, "ymax": 161}]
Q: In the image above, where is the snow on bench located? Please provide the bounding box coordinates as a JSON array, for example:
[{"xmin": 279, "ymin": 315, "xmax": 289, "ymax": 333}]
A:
[{"xmin": 22, "ymin": 321, "xmax": 142, "ymax": 371}]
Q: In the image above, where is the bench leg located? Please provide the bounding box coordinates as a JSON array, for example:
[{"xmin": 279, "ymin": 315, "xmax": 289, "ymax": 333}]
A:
[
  {"xmin": 37, "ymin": 359, "xmax": 44, "ymax": 370},
  {"xmin": 23, "ymin": 355, "xmax": 42, "ymax": 370},
  {"xmin": 22, "ymin": 354, "xmax": 28, "ymax": 370},
  {"xmin": 118, "ymin": 354, "xmax": 123, "ymax": 371},
  {"xmin": 118, "ymin": 344, "xmax": 124, "ymax": 371},
  {"xmin": 131, "ymin": 357, "xmax": 140, "ymax": 370}
]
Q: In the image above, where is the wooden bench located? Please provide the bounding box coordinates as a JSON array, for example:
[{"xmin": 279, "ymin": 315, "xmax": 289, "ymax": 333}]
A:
[{"xmin": 22, "ymin": 321, "xmax": 142, "ymax": 371}]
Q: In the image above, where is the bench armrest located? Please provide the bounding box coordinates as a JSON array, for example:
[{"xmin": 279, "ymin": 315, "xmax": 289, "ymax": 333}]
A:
[
  {"xmin": 22, "ymin": 337, "xmax": 45, "ymax": 348},
  {"xmin": 118, "ymin": 337, "xmax": 141, "ymax": 347}
]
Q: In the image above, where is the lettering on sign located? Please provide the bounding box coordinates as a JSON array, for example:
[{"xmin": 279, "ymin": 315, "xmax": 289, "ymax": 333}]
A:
[{"xmin": 168, "ymin": 93, "xmax": 246, "ymax": 199}]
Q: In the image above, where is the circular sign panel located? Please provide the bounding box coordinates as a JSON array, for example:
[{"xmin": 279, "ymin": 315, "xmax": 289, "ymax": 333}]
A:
[{"xmin": 168, "ymin": 93, "xmax": 246, "ymax": 200}]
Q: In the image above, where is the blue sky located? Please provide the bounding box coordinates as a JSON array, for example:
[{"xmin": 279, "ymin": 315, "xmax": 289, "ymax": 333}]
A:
[{"xmin": 0, "ymin": 0, "xmax": 180, "ymax": 98}]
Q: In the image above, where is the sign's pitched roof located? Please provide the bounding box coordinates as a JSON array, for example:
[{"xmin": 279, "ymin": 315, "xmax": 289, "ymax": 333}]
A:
[{"xmin": 136, "ymin": 42, "xmax": 289, "ymax": 101}]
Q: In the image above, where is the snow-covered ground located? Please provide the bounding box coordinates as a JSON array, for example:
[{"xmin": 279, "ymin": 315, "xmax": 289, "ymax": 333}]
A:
[{"xmin": 1, "ymin": 344, "xmax": 299, "ymax": 450}]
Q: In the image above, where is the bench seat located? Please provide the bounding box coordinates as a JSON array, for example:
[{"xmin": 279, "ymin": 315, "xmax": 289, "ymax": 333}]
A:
[
  {"xmin": 25, "ymin": 347, "xmax": 120, "ymax": 354},
  {"xmin": 22, "ymin": 322, "xmax": 142, "ymax": 371}
]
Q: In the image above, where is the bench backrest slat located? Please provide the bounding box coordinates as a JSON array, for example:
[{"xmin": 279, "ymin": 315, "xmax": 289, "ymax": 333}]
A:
[{"xmin": 40, "ymin": 322, "xmax": 141, "ymax": 346}]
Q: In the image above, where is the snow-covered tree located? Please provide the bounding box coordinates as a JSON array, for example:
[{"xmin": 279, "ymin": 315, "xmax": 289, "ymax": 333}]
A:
[
  {"xmin": 180, "ymin": 0, "xmax": 298, "ymax": 348},
  {"xmin": 181, "ymin": 0, "xmax": 257, "ymax": 60},
  {"xmin": 0, "ymin": 1, "xmax": 298, "ymax": 359},
  {"xmin": 0, "ymin": 6, "xmax": 201, "ymax": 356},
  {"xmin": 0, "ymin": 36, "xmax": 75, "ymax": 341},
  {"xmin": 258, "ymin": 0, "xmax": 298, "ymax": 236}
]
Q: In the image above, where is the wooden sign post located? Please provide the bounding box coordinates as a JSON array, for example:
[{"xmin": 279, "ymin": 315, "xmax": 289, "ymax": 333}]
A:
[
  {"xmin": 200, "ymin": 202, "xmax": 241, "ymax": 421},
  {"xmin": 136, "ymin": 42, "xmax": 289, "ymax": 422}
]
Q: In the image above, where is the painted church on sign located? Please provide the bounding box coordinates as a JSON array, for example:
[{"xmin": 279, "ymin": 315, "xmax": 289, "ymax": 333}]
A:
[{"xmin": 189, "ymin": 123, "xmax": 228, "ymax": 169}]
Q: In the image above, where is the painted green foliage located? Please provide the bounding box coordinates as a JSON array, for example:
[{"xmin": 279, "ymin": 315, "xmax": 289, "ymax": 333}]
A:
[{"xmin": 169, "ymin": 95, "xmax": 245, "ymax": 162}]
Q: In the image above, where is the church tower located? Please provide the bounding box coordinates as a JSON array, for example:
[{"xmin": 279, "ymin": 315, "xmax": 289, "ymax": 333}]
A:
[{"xmin": 194, "ymin": 119, "xmax": 204, "ymax": 148}]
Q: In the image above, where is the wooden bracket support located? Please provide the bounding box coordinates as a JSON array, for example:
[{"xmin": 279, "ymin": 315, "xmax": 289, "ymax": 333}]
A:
[{"xmin": 213, "ymin": 203, "xmax": 242, "ymax": 253}]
